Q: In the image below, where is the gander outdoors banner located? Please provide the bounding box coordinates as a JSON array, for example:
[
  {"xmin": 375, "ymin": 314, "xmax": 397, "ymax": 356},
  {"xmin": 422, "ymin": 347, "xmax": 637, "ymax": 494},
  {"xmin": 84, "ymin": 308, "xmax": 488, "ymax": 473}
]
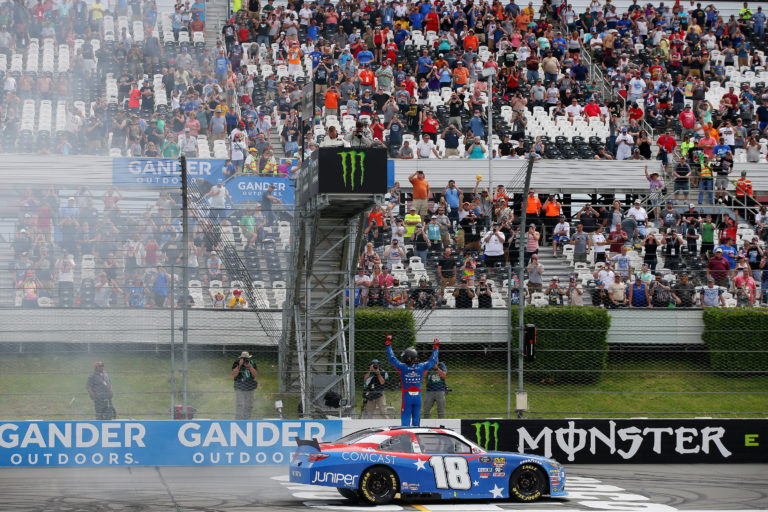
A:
[
  {"xmin": 462, "ymin": 419, "xmax": 768, "ymax": 464},
  {"xmin": 0, "ymin": 420, "xmax": 341, "ymax": 467},
  {"xmin": 113, "ymin": 158, "xmax": 228, "ymax": 186}
]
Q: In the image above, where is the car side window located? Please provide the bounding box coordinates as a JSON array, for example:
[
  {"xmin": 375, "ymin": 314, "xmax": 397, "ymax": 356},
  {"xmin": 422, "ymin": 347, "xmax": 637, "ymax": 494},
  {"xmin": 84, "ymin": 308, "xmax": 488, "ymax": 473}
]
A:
[
  {"xmin": 418, "ymin": 434, "xmax": 472, "ymax": 454},
  {"xmin": 378, "ymin": 434, "xmax": 414, "ymax": 453}
]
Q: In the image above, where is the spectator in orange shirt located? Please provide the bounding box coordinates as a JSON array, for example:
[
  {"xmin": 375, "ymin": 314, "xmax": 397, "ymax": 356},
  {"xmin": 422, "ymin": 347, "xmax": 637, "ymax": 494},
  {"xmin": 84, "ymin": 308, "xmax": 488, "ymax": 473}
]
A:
[
  {"xmin": 515, "ymin": 12, "xmax": 530, "ymax": 31},
  {"xmin": 463, "ymin": 29, "xmax": 479, "ymax": 52},
  {"xmin": 359, "ymin": 64, "xmax": 375, "ymax": 94},
  {"xmin": 324, "ymin": 85, "xmax": 339, "ymax": 116},
  {"xmin": 525, "ymin": 188, "xmax": 542, "ymax": 229},
  {"xmin": 409, "ymin": 170, "xmax": 431, "ymax": 218},
  {"xmin": 453, "ymin": 61, "xmax": 469, "ymax": 90}
]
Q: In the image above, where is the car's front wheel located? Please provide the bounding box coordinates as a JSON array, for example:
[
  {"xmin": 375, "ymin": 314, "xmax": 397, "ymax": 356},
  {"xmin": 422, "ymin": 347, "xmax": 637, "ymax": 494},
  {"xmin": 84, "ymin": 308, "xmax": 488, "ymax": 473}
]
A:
[
  {"xmin": 509, "ymin": 464, "xmax": 546, "ymax": 502},
  {"xmin": 337, "ymin": 488, "xmax": 359, "ymax": 501},
  {"xmin": 358, "ymin": 466, "xmax": 399, "ymax": 505}
]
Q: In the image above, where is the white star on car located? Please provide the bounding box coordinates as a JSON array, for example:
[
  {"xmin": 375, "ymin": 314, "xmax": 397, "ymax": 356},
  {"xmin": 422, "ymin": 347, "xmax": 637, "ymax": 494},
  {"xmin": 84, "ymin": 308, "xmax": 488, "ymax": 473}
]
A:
[
  {"xmin": 473, "ymin": 480, "xmax": 479, "ymax": 487},
  {"xmin": 413, "ymin": 458, "xmax": 427, "ymax": 471},
  {"xmin": 490, "ymin": 484, "xmax": 504, "ymax": 498}
]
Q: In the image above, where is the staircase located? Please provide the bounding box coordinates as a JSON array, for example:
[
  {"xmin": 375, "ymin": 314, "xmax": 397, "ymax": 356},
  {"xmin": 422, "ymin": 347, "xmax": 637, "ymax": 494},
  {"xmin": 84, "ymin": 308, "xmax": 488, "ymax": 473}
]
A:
[
  {"xmin": 203, "ymin": 0, "xmax": 229, "ymax": 49},
  {"xmin": 281, "ymin": 181, "xmax": 378, "ymax": 416}
]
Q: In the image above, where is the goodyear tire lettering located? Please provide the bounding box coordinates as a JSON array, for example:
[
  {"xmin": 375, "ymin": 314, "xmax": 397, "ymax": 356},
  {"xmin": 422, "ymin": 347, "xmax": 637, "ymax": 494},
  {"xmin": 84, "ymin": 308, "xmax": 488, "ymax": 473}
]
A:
[{"xmin": 510, "ymin": 463, "xmax": 545, "ymax": 502}]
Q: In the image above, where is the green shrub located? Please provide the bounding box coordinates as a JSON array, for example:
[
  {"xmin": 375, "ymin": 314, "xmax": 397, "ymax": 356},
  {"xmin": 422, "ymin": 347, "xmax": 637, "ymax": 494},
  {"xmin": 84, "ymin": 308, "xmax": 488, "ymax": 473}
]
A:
[
  {"xmin": 520, "ymin": 306, "xmax": 610, "ymax": 384},
  {"xmin": 353, "ymin": 309, "xmax": 415, "ymax": 386},
  {"xmin": 702, "ymin": 309, "xmax": 768, "ymax": 375}
]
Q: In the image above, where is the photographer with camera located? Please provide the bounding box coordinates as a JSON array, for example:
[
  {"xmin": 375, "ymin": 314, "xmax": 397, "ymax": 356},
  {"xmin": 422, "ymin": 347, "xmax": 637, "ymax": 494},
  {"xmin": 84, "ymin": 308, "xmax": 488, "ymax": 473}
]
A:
[
  {"xmin": 475, "ymin": 275, "xmax": 493, "ymax": 309},
  {"xmin": 346, "ymin": 120, "xmax": 373, "ymax": 148},
  {"xmin": 362, "ymin": 359, "xmax": 389, "ymax": 418},
  {"xmin": 86, "ymin": 361, "xmax": 115, "ymax": 420},
  {"xmin": 231, "ymin": 351, "xmax": 259, "ymax": 420}
]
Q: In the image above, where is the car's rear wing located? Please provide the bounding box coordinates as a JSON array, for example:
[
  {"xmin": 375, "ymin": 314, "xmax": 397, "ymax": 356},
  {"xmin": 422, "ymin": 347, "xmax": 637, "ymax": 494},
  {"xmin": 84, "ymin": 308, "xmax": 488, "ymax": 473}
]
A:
[{"xmin": 294, "ymin": 437, "xmax": 321, "ymax": 452}]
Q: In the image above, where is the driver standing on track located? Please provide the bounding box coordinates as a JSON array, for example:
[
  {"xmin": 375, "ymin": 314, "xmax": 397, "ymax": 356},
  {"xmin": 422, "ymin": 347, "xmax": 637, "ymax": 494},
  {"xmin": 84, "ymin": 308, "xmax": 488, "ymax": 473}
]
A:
[{"xmin": 385, "ymin": 334, "xmax": 439, "ymax": 427}]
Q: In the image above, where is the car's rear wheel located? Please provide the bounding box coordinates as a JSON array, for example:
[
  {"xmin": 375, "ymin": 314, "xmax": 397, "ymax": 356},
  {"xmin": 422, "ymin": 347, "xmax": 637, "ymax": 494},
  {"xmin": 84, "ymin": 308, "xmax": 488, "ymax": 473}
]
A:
[
  {"xmin": 509, "ymin": 464, "xmax": 546, "ymax": 502},
  {"xmin": 337, "ymin": 488, "xmax": 359, "ymax": 501},
  {"xmin": 358, "ymin": 466, "xmax": 399, "ymax": 505}
]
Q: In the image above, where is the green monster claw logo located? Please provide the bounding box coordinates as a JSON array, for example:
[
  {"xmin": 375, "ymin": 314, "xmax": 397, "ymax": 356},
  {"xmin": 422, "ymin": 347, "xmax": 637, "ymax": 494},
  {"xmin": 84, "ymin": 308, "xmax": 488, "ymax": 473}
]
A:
[
  {"xmin": 472, "ymin": 421, "xmax": 500, "ymax": 451},
  {"xmin": 338, "ymin": 151, "xmax": 366, "ymax": 190}
]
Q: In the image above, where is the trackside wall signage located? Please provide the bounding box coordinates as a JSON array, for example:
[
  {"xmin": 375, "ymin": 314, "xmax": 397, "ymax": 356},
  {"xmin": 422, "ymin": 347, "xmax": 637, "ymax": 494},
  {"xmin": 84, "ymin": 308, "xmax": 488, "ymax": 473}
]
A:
[
  {"xmin": 461, "ymin": 419, "xmax": 768, "ymax": 463},
  {"xmin": 113, "ymin": 158, "xmax": 227, "ymax": 186},
  {"xmin": 0, "ymin": 420, "xmax": 341, "ymax": 467}
]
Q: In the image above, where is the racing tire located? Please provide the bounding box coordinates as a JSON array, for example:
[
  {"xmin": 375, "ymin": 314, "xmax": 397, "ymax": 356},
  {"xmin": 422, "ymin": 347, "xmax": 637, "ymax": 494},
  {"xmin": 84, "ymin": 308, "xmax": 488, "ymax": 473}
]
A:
[
  {"xmin": 337, "ymin": 488, "xmax": 359, "ymax": 501},
  {"xmin": 358, "ymin": 466, "xmax": 399, "ymax": 505},
  {"xmin": 509, "ymin": 464, "xmax": 546, "ymax": 502}
]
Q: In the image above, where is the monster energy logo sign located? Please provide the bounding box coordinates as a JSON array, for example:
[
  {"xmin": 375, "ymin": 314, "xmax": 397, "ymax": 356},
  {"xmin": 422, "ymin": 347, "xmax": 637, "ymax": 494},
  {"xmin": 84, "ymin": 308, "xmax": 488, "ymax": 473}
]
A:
[
  {"xmin": 472, "ymin": 421, "xmax": 500, "ymax": 451},
  {"xmin": 338, "ymin": 151, "xmax": 366, "ymax": 190}
]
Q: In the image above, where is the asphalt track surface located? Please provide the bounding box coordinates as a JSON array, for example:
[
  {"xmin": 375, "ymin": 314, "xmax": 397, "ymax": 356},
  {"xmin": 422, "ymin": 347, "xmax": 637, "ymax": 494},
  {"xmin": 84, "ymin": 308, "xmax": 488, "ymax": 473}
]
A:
[{"xmin": 0, "ymin": 464, "xmax": 766, "ymax": 512}]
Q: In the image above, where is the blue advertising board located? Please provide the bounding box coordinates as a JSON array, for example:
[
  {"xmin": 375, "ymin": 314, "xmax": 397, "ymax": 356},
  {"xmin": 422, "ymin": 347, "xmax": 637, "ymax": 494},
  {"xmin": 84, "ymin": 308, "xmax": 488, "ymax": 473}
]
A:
[
  {"xmin": 225, "ymin": 176, "xmax": 295, "ymax": 206},
  {"xmin": 113, "ymin": 158, "xmax": 228, "ymax": 187},
  {"xmin": 0, "ymin": 420, "xmax": 341, "ymax": 467}
]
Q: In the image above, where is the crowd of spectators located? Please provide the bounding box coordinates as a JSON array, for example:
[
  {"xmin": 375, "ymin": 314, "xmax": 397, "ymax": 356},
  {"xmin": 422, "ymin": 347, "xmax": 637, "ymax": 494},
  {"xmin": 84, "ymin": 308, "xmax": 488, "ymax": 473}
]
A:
[
  {"xmin": 9, "ymin": 182, "xmax": 287, "ymax": 309},
  {"xmin": 201, "ymin": 0, "xmax": 768, "ymax": 167},
  {"xmin": 355, "ymin": 169, "xmax": 768, "ymax": 309}
]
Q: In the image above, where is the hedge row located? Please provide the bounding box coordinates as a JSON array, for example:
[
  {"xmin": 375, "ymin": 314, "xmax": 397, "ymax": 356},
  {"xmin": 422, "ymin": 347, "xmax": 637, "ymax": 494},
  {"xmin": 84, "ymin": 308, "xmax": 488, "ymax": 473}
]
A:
[
  {"xmin": 702, "ymin": 309, "xmax": 768, "ymax": 374},
  {"xmin": 521, "ymin": 306, "xmax": 611, "ymax": 384}
]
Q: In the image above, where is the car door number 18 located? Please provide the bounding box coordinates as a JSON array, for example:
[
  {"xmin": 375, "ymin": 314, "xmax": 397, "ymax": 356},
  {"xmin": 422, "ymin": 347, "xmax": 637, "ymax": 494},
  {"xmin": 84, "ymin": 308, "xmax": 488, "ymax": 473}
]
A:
[{"xmin": 428, "ymin": 456, "xmax": 472, "ymax": 490}]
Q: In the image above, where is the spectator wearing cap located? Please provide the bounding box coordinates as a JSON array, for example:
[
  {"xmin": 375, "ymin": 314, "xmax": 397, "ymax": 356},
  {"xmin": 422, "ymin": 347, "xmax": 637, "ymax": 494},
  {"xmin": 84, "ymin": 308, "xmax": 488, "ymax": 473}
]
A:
[
  {"xmin": 715, "ymin": 235, "xmax": 738, "ymax": 269},
  {"xmin": 410, "ymin": 277, "xmax": 436, "ymax": 310},
  {"xmin": 545, "ymin": 277, "xmax": 564, "ymax": 306},
  {"xmin": 409, "ymin": 170, "xmax": 431, "ymax": 219},
  {"xmin": 700, "ymin": 277, "xmax": 726, "ymax": 308},
  {"xmin": 412, "ymin": 222, "xmax": 431, "ymax": 266},
  {"xmin": 551, "ymin": 215, "xmax": 570, "ymax": 257},
  {"xmin": 629, "ymin": 273, "xmax": 651, "ymax": 309},
  {"xmin": 362, "ymin": 359, "xmax": 388, "ymax": 418},
  {"xmin": 386, "ymin": 277, "xmax": 409, "ymax": 308},
  {"xmin": 707, "ymin": 248, "xmax": 732, "ymax": 288},
  {"xmin": 228, "ymin": 289, "xmax": 247, "ymax": 309}
]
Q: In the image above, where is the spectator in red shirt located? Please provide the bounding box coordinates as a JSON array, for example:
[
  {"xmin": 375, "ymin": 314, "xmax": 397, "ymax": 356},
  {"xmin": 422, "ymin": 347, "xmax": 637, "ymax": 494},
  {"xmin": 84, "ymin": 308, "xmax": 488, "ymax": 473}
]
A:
[
  {"xmin": 371, "ymin": 118, "xmax": 385, "ymax": 142},
  {"xmin": 421, "ymin": 111, "xmax": 440, "ymax": 142},
  {"xmin": 656, "ymin": 130, "xmax": 677, "ymax": 168},
  {"xmin": 678, "ymin": 105, "xmax": 696, "ymax": 138},
  {"xmin": 583, "ymin": 98, "xmax": 603, "ymax": 121},
  {"xmin": 628, "ymin": 103, "xmax": 644, "ymax": 121},
  {"xmin": 424, "ymin": 7, "xmax": 440, "ymax": 32},
  {"xmin": 720, "ymin": 86, "xmax": 739, "ymax": 116}
]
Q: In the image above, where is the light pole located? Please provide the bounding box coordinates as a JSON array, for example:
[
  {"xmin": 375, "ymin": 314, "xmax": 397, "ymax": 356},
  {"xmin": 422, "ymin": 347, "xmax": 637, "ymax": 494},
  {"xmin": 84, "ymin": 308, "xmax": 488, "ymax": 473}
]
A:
[{"xmin": 482, "ymin": 68, "xmax": 495, "ymax": 191}]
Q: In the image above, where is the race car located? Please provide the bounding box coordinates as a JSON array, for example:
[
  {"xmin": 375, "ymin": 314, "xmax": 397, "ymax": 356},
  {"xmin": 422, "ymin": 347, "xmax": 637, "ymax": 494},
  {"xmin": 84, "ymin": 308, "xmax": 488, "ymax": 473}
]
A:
[{"xmin": 289, "ymin": 426, "xmax": 566, "ymax": 505}]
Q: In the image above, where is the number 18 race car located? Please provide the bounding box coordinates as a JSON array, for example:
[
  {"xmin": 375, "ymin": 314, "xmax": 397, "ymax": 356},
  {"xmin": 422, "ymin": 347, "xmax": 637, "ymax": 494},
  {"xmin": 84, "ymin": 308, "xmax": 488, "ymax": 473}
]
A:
[{"xmin": 289, "ymin": 426, "xmax": 566, "ymax": 505}]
